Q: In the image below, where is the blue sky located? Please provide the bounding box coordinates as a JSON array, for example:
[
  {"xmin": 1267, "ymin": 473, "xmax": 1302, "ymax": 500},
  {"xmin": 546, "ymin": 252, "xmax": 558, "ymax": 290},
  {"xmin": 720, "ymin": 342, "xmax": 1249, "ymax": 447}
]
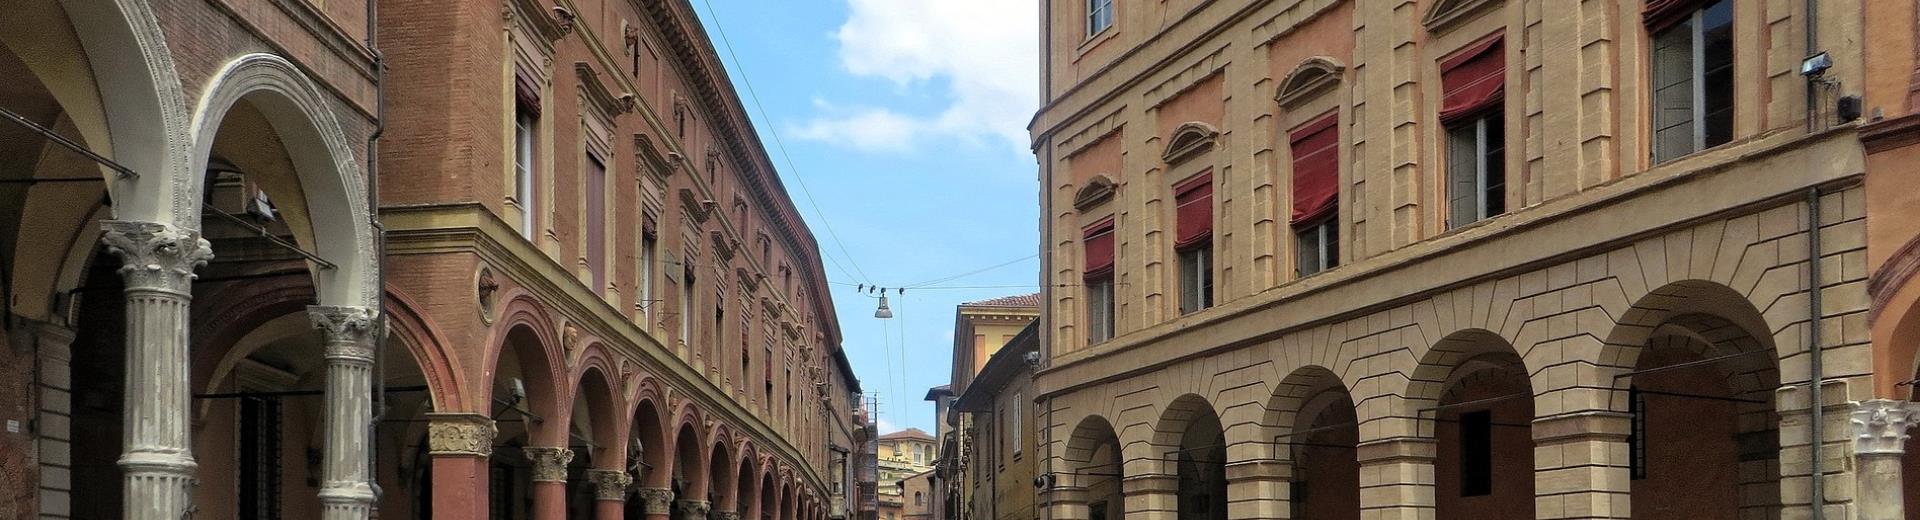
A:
[{"xmin": 693, "ymin": 0, "xmax": 1042, "ymax": 435}]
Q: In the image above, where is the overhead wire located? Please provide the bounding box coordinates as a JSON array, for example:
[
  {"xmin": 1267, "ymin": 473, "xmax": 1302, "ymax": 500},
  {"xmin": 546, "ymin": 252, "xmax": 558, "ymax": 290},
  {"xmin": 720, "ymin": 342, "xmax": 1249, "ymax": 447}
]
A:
[{"xmin": 695, "ymin": 0, "xmax": 872, "ymax": 286}]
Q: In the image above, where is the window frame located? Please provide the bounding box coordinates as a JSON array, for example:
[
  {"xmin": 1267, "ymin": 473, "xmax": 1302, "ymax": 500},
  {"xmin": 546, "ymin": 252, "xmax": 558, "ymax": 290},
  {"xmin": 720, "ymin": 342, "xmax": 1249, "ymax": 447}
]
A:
[
  {"xmin": 513, "ymin": 106, "xmax": 538, "ymax": 239},
  {"xmin": 1445, "ymin": 110, "xmax": 1506, "ymax": 229},
  {"xmin": 1177, "ymin": 242, "xmax": 1214, "ymax": 314},
  {"xmin": 1086, "ymin": 0, "xmax": 1115, "ymax": 38},
  {"xmin": 1649, "ymin": 0, "xmax": 1734, "ymax": 163},
  {"xmin": 1086, "ymin": 276, "xmax": 1116, "ymax": 343},
  {"xmin": 1294, "ymin": 216, "xmax": 1339, "ymax": 277}
]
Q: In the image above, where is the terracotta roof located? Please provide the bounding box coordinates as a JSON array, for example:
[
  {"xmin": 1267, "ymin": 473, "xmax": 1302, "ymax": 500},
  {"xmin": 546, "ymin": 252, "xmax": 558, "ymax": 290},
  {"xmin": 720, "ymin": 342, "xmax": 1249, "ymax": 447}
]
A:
[
  {"xmin": 962, "ymin": 292, "xmax": 1041, "ymax": 308},
  {"xmin": 878, "ymin": 428, "xmax": 935, "ymax": 441}
]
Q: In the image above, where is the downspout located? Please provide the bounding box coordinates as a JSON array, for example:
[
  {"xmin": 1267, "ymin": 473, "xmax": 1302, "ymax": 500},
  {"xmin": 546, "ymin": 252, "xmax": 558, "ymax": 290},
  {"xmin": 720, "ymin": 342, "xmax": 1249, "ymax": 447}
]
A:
[
  {"xmin": 1806, "ymin": 186, "xmax": 1825, "ymax": 519},
  {"xmin": 363, "ymin": 0, "xmax": 389, "ymax": 505}
]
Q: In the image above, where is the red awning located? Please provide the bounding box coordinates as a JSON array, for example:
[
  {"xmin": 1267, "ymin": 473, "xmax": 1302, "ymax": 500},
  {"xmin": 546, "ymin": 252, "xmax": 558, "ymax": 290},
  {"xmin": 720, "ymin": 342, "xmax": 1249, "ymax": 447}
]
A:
[
  {"xmin": 1438, "ymin": 33, "xmax": 1505, "ymax": 125},
  {"xmin": 1173, "ymin": 171, "xmax": 1213, "ymax": 249},
  {"xmin": 1289, "ymin": 115, "xmax": 1339, "ymax": 225},
  {"xmin": 1083, "ymin": 217, "xmax": 1115, "ymax": 278},
  {"xmin": 1643, "ymin": 0, "xmax": 1710, "ymax": 33}
]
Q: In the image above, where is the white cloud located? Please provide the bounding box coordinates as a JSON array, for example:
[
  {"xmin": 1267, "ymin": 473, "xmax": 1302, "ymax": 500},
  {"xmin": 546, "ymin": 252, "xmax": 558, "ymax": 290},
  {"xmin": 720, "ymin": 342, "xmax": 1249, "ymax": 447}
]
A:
[
  {"xmin": 876, "ymin": 417, "xmax": 900, "ymax": 434},
  {"xmin": 793, "ymin": 0, "xmax": 1040, "ymax": 153}
]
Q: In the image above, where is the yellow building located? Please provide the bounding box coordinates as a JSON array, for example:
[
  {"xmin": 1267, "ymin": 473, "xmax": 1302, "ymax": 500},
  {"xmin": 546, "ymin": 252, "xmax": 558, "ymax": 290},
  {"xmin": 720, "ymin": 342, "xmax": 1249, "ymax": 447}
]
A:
[
  {"xmin": 953, "ymin": 322, "xmax": 1040, "ymax": 520},
  {"xmin": 930, "ymin": 294, "xmax": 1040, "ymax": 520},
  {"xmin": 1031, "ymin": 0, "xmax": 1920, "ymax": 519},
  {"xmin": 876, "ymin": 428, "xmax": 937, "ymax": 520}
]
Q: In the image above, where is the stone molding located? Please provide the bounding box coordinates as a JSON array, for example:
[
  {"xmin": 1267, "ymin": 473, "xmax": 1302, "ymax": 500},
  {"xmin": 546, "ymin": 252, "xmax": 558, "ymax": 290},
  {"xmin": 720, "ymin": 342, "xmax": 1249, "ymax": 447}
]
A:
[
  {"xmin": 587, "ymin": 469, "xmax": 633, "ymax": 500},
  {"xmin": 309, "ymin": 305, "xmax": 380, "ymax": 362},
  {"xmin": 636, "ymin": 488, "xmax": 675, "ymax": 515},
  {"xmin": 524, "ymin": 446, "xmax": 575, "ymax": 482},
  {"xmin": 1355, "ymin": 438, "xmax": 1437, "ymax": 464},
  {"xmin": 101, "ymin": 220, "xmax": 212, "ymax": 293},
  {"xmin": 1850, "ymin": 399, "xmax": 1920, "ymax": 456},
  {"xmin": 426, "ymin": 413, "xmax": 496, "ymax": 456},
  {"xmin": 676, "ymin": 499, "xmax": 712, "ymax": 520}
]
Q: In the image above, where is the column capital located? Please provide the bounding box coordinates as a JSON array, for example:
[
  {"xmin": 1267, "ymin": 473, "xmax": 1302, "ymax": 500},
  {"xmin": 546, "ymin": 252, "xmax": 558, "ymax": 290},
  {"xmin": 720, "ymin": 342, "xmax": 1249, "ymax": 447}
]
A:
[
  {"xmin": 524, "ymin": 446, "xmax": 575, "ymax": 482},
  {"xmin": 587, "ymin": 469, "xmax": 633, "ymax": 500},
  {"xmin": 676, "ymin": 499, "xmax": 712, "ymax": 520},
  {"xmin": 308, "ymin": 305, "xmax": 380, "ymax": 362},
  {"xmin": 711, "ymin": 511, "xmax": 742, "ymax": 520},
  {"xmin": 100, "ymin": 220, "xmax": 211, "ymax": 293},
  {"xmin": 427, "ymin": 413, "xmax": 496, "ymax": 456},
  {"xmin": 1850, "ymin": 399, "xmax": 1920, "ymax": 456},
  {"xmin": 636, "ymin": 487, "xmax": 675, "ymax": 515},
  {"xmin": 1532, "ymin": 410, "xmax": 1632, "ymax": 444}
]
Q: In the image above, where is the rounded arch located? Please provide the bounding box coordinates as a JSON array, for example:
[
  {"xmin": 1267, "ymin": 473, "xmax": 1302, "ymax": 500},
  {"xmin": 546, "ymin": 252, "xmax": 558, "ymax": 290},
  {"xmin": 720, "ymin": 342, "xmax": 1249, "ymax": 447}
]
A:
[
  {"xmin": 1256, "ymin": 365, "xmax": 1352, "ymax": 459},
  {"xmin": 382, "ymin": 286, "xmax": 467, "ymax": 411},
  {"xmin": 573, "ymin": 362, "xmax": 622, "ymax": 469},
  {"xmin": 1408, "ymin": 328, "xmax": 1534, "ymax": 520},
  {"xmin": 735, "ymin": 442, "xmax": 762, "ymax": 517},
  {"xmin": 483, "ymin": 293, "xmax": 566, "ymax": 409},
  {"xmin": 673, "ymin": 415, "xmax": 711, "ymax": 499},
  {"xmin": 1276, "ymin": 56, "xmax": 1346, "ymax": 108},
  {"xmin": 188, "ymin": 53, "xmax": 375, "ymax": 308},
  {"xmin": 1062, "ymin": 414, "xmax": 1124, "ymax": 519},
  {"xmin": 629, "ymin": 393, "xmax": 671, "ymax": 488},
  {"xmin": 708, "ymin": 433, "xmax": 738, "ymax": 511},
  {"xmin": 1151, "ymin": 394, "xmax": 1227, "ymax": 520}
]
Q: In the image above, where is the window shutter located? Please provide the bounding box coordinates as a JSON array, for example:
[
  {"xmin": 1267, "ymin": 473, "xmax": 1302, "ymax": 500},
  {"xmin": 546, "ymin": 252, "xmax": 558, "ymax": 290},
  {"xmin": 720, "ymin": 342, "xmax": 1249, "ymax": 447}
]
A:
[
  {"xmin": 1437, "ymin": 34, "xmax": 1504, "ymax": 125},
  {"xmin": 514, "ymin": 69, "xmax": 542, "ymax": 116},
  {"xmin": 1083, "ymin": 217, "xmax": 1116, "ymax": 278},
  {"xmin": 1172, "ymin": 171, "xmax": 1213, "ymax": 249},
  {"xmin": 1289, "ymin": 115, "xmax": 1340, "ymax": 225},
  {"xmin": 1650, "ymin": 23, "xmax": 1696, "ymax": 162},
  {"xmin": 586, "ymin": 156, "xmax": 607, "ymax": 290},
  {"xmin": 1446, "ymin": 127, "xmax": 1480, "ymax": 228}
]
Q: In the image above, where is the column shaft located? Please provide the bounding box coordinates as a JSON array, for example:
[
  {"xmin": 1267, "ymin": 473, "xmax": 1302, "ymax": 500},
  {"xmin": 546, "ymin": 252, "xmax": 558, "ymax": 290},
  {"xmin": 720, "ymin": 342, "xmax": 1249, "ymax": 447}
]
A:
[
  {"xmin": 311, "ymin": 305, "xmax": 381, "ymax": 520},
  {"xmin": 427, "ymin": 413, "xmax": 496, "ymax": 520},
  {"xmin": 525, "ymin": 446, "xmax": 575, "ymax": 520},
  {"xmin": 103, "ymin": 220, "xmax": 211, "ymax": 520},
  {"xmin": 1531, "ymin": 412, "xmax": 1631, "ymax": 520},
  {"xmin": 1354, "ymin": 438, "xmax": 1435, "ymax": 520}
]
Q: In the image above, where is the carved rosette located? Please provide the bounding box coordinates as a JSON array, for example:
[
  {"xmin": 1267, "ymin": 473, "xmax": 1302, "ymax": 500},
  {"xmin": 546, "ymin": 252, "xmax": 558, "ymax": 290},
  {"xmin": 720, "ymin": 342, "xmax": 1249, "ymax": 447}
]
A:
[
  {"xmin": 426, "ymin": 413, "xmax": 496, "ymax": 456},
  {"xmin": 1850, "ymin": 399, "xmax": 1920, "ymax": 456},
  {"xmin": 675, "ymin": 500, "xmax": 711, "ymax": 520},
  {"xmin": 636, "ymin": 488, "xmax": 675, "ymax": 515},
  {"xmin": 586, "ymin": 469, "xmax": 633, "ymax": 500},
  {"xmin": 309, "ymin": 305, "xmax": 381, "ymax": 362},
  {"xmin": 100, "ymin": 220, "xmax": 213, "ymax": 293},
  {"xmin": 524, "ymin": 446, "xmax": 575, "ymax": 482}
]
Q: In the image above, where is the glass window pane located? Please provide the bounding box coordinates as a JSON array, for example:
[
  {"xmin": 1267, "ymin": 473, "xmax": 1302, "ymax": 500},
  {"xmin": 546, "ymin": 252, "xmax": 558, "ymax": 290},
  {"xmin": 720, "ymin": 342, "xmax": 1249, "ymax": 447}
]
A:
[
  {"xmin": 1483, "ymin": 112, "xmax": 1506, "ymax": 217},
  {"xmin": 1447, "ymin": 124, "xmax": 1479, "ymax": 228},
  {"xmin": 1651, "ymin": 20, "xmax": 1696, "ymax": 162},
  {"xmin": 1700, "ymin": 1, "xmax": 1735, "ymax": 149}
]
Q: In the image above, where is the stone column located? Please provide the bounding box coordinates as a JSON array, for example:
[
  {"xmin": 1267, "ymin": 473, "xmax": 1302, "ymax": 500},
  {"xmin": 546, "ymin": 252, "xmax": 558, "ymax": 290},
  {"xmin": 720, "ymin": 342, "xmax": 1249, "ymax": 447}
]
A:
[
  {"xmin": 1353, "ymin": 438, "xmax": 1434, "ymax": 520},
  {"xmin": 1531, "ymin": 411, "xmax": 1632, "ymax": 520},
  {"xmin": 1851, "ymin": 400, "xmax": 1920, "ymax": 520},
  {"xmin": 427, "ymin": 413, "xmax": 495, "ymax": 519},
  {"xmin": 1044, "ymin": 485, "xmax": 1089, "ymax": 520},
  {"xmin": 1119, "ymin": 474, "xmax": 1176, "ymax": 520},
  {"xmin": 637, "ymin": 487, "xmax": 675, "ymax": 520},
  {"xmin": 678, "ymin": 499, "xmax": 712, "ymax": 520},
  {"xmin": 101, "ymin": 220, "xmax": 211, "ymax": 520},
  {"xmin": 1225, "ymin": 459, "xmax": 1290, "ymax": 519},
  {"xmin": 588, "ymin": 468, "xmax": 633, "ymax": 520},
  {"xmin": 310, "ymin": 305, "xmax": 380, "ymax": 519},
  {"xmin": 525, "ymin": 446, "xmax": 574, "ymax": 520}
]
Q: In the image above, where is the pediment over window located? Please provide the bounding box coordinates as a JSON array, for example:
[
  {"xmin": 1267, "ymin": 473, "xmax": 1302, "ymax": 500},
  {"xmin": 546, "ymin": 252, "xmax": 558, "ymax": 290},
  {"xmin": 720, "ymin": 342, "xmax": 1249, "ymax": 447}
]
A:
[
  {"xmin": 710, "ymin": 230, "xmax": 739, "ymax": 262},
  {"xmin": 1275, "ymin": 57, "xmax": 1345, "ymax": 108},
  {"xmin": 635, "ymin": 133, "xmax": 677, "ymax": 178},
  {"xmin": 1161, "ymin": 122, "xmax": 1219, "ymax": 164},
  {"xmin": 678, "ymin": 188, "xmax": 712, "ymax": 224},
  {"xmin": 1422, "ymin": 0, "xmax": 1503, "ymax": 34},
  {"xmin": 575, "ymin": 63, "xmax": 635, "ymax": 118},
  {"xmin": 1073, "ymin": 175, "xmax": 1118, "ymax": 211}
]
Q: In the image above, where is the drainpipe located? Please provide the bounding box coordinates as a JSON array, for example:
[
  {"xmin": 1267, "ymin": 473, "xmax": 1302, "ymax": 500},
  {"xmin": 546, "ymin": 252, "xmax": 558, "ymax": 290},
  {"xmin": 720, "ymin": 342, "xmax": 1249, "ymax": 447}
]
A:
[
  {"xmin": 363, "ymin": 0, "xmax": 389, "ymax": 506},
  {"xmin": 1806, "ymin": 186, "xmax": 1825, "ymax": 519}
]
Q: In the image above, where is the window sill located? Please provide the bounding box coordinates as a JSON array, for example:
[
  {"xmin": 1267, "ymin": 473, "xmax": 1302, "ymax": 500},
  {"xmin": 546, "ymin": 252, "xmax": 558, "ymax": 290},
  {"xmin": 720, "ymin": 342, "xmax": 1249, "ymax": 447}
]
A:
[{"xmin": 1075, "ymin": 27, "xmax": 1117, "ymax": 61}]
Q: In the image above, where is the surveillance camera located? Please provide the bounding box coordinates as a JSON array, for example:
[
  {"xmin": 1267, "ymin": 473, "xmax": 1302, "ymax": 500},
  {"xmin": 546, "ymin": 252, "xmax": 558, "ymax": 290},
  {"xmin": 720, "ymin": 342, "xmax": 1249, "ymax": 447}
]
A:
[
  {"xmin": 1801, "ymin": 52, "xmax": 1832, "ymax": 78},
  {"xmin": 1033, "ymin": 473, "xmax": 1055, "ymax": 490}
]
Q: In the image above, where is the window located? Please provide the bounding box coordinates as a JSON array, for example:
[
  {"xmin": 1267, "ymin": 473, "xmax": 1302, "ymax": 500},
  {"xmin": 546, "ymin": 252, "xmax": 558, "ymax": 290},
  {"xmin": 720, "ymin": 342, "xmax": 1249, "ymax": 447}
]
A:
[
  {"xmin": 759, "ymin": 234, "xmax": 773, "ymax": 266},
  {"xmin": 680, "ymin": 261, "xmax": 696, "ymax": 345},
  {"xmin": 915, "ymin": 492, "xmax": 924, "ymax": 506},
  {"xmin": 675, "ymin": 104, "xmax": 689, "ymax": 139},
  {"xmin": 585, "ymin": 154, "xmax": 608, "ymax": 291},
  {"xmin": 1446, "ymin": 111, "xmax": 1506, "ymax": 228},
  {"xmin": 1173, "ymin": 172, "xmax": 1213, "ymax": 314},
  {"xmin": 1083, "ymin": 218, "xmax": 1117, "ymax": 343},
  {"xmin": 1087, "ymin": 0, "xmax": 1114, "ymax": 36},
  {"xmin": 1010, "ymin": 391, "xmax": 1023, "ymax": 457},
  {"xmin": 1649, "ymin": 0, "xmax": 1733, "ymax": 163},
  {"xmin": 714, "ymin": 302, "xmax": 725, "ymax": 362},
  {"xmin": 513, "ymin": 105, "xmax": 538, "ymax": 239},
  {"xmin": 640, "ymin": 221, "xmax": 657, "ymax": 320},
  {"xmin": 1460, "ymin": 410, "xmax": 1493, "ymax": 496},
  {"xmin": 1628, "ymin": 385, "xmax": 1647, "ymax": 480},
  {"xmin": 239, "ymin": 396, "xmax": 283, "ymax": 518},
  {"xmin": 1289, "ymin": 115, "xmax": 1340, "ymax": 276}
]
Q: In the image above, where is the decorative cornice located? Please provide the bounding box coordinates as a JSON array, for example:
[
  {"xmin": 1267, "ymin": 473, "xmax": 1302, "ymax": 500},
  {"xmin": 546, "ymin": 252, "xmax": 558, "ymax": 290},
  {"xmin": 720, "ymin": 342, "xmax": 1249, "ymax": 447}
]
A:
[
  {"xmin": 524, "ymin": 446, "xmax": 575, "ymax": 482},
  {"xmin": 1422, "ymin": 0, "xmax": 1503, "ymax": 34},
  {"xmin": 680, "ymin": 189, "xmax": 714, "ymax": 224},
  {"xmin": 505, "ymin": 0, "xmax": 570, "ymax": 43},
  {"xmin": 710, "ymin": 231, "xmax": 739, "ymax": 262},
  {"xmin": 1851, "ymin": 400, "xmax": 1920, "ymax": 456},
  {"xmin": 426, "ymin": 413, "xmax": 496, "ymax": 456},
  {"xmin": 101, "ymin": 220, "xmax": 213, "ymax": 293},
  {"xmin": 636, "ymin": 133, "xmax": 678, "ymax": 178},
  {"xmin": 576, "ymin": 63, "xmax": 636, "ymax": 118}
]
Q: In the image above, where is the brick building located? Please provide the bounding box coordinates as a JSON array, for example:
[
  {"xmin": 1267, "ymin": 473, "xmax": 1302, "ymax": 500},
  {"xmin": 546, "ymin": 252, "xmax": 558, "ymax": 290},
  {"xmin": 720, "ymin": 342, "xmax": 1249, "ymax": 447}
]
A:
[
  {"xmin": 0, "ymin": 0, "xmax": 863, "ymax": 519},
  {"xmin": 1032, "ymin": 0, "xmax": 1920, "ymax": 519}
]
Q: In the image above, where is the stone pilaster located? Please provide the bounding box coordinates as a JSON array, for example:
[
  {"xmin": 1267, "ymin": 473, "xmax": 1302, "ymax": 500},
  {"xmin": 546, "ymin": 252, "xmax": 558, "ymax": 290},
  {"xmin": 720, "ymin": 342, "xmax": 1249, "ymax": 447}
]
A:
[
  {"xmin": 1531, "ymin": 411, "xmax": 1632, "ymax": 520},
  {"xmin": 636, "ymin": 487, "xmax": 675, "ymax": 516},
  {"xmin": 101, "ymin": 220, "xmax": 211, "ymax": 520},
  {"xmin": 525, "ymin": 446, "xmax": 576, "ymax": 482},
  {"xmin": 589, "ymin": 469, "xmax": 634, "ymax": 501},
  {"xmin": 426, "ymin": 412, "xmax": 496, "ymax": 456},
  {"xmin": 1850, "ymin": 400, "xmax": 1920, "ymax": 520},
  {"xmin": 1225, "ymin": 459, "xmax": 1290, "ymax": 519},
  {"xmin": 1354, "ymin": 437, "xmax": 1435, "ymax": 520},
  {"xmin": 310, "ymin": 305, "xmax": 381, "ymax": 520},
  {"xmin": 677, "ymin": 499, "xmax": 712, "ymax": 520},
  {"xmin": 1045, "ymin": 484, "xmax": 1090, "ymax": 520},
  {"xmin": 1119, "ymin": 474, "xmax": 1177, "ymax": 520}
]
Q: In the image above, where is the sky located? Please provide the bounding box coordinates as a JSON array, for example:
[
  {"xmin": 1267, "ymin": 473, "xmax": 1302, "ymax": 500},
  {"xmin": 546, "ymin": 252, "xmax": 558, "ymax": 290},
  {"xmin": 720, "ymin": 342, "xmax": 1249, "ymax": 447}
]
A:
[{"xmin": 692, "ymin": 0, "xmax": 1042, "ymax": 435}]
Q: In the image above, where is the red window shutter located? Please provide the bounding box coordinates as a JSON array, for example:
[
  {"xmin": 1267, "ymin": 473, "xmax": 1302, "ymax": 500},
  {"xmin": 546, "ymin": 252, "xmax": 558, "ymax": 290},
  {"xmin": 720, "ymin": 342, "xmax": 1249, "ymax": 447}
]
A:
[
  {"xmin": 1289, "ymin": 115, "xmax": 1340, "ymax": 225},
  {"xmin": 1173, "ymin": 171, "xmax": 1213, "ymax": 249},
  {"xmin": 1643, "ymin": 0, "xmax": 1709, "ymax": 32},
  {"xmin": 1438, "ymin": 34, "xmax": 1505, "ymax": 125},
  {"xmin": 1083, "ymin": 217, "xmax": 1116, "ymax": 278},
  {"xmin": 514, "ymin": 69, "xmax": 542, "ymax": 116}
]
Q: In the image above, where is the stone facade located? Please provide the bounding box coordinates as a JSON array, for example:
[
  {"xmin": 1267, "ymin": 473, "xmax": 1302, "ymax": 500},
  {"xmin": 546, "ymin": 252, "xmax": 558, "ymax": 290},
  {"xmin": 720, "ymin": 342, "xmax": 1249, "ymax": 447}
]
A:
[{"xmin": 1032, "ymin": 0, "xmax": 1920, "ymax": 519}]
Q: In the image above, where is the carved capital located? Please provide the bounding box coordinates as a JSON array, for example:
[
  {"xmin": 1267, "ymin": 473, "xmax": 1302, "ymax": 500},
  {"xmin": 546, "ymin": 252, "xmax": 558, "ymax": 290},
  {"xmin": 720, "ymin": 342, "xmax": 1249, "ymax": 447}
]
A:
[
  {"xmin": 710, "ymin": 511, "xmax": 741, "ymax": 520},
  {"xmin": 426, "ymin": 413, "xmax": 495, "ymax": 456},
  {"xmin": 587, "ymin": 469, "xmax": 633, "ymax": 500},
  {"xmin": 636, "ymin": 487, "xmax": 675, "ymax": 515},
  {"xmin": 1850, "ymin": 399, "xmax": 1920, "ymax": 456},
  {"xmin": 309, "ymin": 305, "xmax": 380, "ymax": 362},
  {"xmin": 100, "ymin": 220, "xmax": 212, "ymax": 293},
  {"xmin": 676, "ymin": 500, "xmax": 711, "ymax": 520},
  {"xmin": 523, "ymin": 446, "xmax": 575, "ymax": 482}
]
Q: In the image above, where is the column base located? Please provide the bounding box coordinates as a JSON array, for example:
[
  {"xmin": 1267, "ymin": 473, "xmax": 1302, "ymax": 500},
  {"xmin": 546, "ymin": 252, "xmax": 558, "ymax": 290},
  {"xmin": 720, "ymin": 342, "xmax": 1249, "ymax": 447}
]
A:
[{"xmin": 120, "ymin": 452, "xmax": 198, "ymax": 520}]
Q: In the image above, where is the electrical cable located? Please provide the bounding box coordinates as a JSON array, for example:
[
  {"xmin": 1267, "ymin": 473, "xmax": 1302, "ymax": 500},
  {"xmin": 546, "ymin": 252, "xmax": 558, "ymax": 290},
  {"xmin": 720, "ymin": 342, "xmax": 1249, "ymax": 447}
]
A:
[{"xmin": 904, "ymin": 253, "xmax": 1038, "ymax": 289}]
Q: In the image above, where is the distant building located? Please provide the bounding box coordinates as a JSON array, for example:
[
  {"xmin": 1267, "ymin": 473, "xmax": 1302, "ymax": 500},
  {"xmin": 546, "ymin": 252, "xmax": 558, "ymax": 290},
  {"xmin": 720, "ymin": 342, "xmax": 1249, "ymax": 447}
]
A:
[
  {"xmin": 900, "ymin": 469, "xmax": 937, "ymax": 520},
  {"xmin": 953, "ymin": 321, "xmax": 1039, "ymax": 520},
  {"xmin": 930, "ymin": 294, "xmax": 1040, "ymax": 520},
  {"xmin": 876, "ymin": 428, "xmax": 937, "ymax": 520}
]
